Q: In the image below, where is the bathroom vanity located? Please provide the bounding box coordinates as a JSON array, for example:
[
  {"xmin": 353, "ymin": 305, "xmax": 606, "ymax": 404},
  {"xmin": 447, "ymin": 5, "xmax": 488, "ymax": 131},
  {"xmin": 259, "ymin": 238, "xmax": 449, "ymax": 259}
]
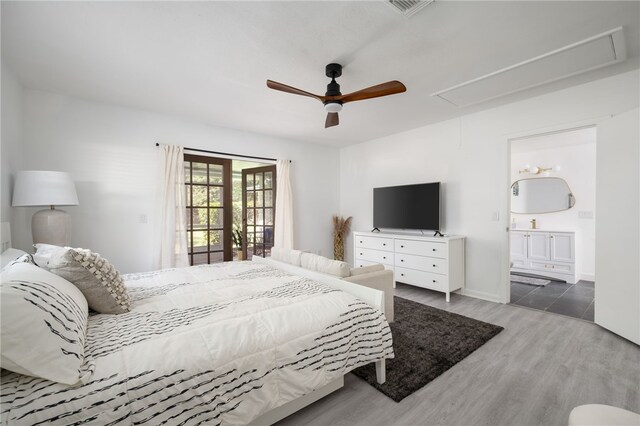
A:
[{"xmin": 510, "ymin": 229, "xmax": 576, "ymax": 283}]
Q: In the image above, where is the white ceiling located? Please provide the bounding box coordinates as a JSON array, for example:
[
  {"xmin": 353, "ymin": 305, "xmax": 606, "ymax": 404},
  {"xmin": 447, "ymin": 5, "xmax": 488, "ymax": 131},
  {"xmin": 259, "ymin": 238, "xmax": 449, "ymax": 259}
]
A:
[{"xmin": 2, "ymin": 1, "xmax": 639, "ymax": 147}]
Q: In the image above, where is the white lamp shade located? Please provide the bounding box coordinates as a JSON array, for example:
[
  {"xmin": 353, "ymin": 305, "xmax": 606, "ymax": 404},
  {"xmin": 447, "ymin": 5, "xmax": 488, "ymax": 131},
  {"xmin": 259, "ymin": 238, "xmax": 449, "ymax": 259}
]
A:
[{"xmin": 12, "ymin": 171, "xmax": 79, "ymax": 207}]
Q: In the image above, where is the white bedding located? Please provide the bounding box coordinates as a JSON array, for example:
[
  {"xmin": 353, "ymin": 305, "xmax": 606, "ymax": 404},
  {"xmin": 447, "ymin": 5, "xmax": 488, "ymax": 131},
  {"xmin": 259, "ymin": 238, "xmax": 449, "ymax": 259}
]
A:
[{"xmin": 1, "ymin": 260, "xmax": 393, "ymax": 425}]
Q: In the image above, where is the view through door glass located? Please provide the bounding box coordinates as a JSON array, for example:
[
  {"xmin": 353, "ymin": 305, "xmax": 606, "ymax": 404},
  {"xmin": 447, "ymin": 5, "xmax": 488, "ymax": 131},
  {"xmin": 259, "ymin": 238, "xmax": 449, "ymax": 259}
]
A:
[
  {"xmin": 242, "ymin": 165, "xmax": 276, "ymax": 258},
  {"xmin": 184, "ymin": 154, "xmax": 232, "ymax": 265}
]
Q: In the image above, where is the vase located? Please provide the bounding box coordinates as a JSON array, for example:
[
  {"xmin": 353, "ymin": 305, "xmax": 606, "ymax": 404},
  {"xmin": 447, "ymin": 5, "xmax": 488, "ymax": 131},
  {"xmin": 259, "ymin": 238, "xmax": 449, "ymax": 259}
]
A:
[{"xmin": 334, "ymin": 234, "xmax": 345, "ymax": 261}]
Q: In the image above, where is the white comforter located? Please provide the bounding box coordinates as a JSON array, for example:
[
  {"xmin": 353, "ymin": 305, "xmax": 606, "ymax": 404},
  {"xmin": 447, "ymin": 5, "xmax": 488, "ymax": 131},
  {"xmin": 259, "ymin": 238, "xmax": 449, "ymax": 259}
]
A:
[{"xmin": 1, "ymin": 261, "xmax": 393, "ymax": 425}]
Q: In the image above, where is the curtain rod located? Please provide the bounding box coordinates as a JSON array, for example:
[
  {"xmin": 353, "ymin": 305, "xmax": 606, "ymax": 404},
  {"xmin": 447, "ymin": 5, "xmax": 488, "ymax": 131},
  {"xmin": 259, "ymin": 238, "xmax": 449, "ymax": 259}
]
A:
[{"xmin": 155, "ymin": 143, "xmax": 289, "ymax": 163}]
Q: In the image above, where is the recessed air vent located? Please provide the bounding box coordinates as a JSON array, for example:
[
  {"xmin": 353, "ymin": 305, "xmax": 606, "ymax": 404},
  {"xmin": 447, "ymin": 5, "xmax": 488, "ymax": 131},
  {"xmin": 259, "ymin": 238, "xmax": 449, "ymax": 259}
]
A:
[
  {"xmin": 431, "ymin": 27, "xmax": 627, "ymax": 107},
  {"xmin": 386, "ymin": 0, "xmax": 434, "ymax": 18}
]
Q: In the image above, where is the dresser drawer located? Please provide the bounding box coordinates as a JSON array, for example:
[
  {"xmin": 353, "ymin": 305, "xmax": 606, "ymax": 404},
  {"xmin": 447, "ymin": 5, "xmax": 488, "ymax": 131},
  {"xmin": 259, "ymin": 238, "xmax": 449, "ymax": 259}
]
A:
[
  {"xmin": 354, "ymin": 235, "xmax": 393, "ymax": 251},
  {"xmin": 395, "ymin": 252, "xmax": 447, "ymax": 274},
  {"xmin": 354, "ymin": 248, "xmax": 394, "ymax": 266},
  {"xmin": 395, "ymin": 239, "xmax": 446, "ymax": 259},
  {"xmin": 395, "ymin": 267, "xmax": 448, "ymax": 292}
]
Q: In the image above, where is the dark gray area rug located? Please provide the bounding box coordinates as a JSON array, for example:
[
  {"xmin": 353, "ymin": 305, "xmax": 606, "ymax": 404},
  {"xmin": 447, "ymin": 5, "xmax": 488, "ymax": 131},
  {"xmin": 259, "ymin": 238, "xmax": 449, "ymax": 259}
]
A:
[{"xmin": 352, "ymin": 296, "xmax": 504, "ymax": 402}]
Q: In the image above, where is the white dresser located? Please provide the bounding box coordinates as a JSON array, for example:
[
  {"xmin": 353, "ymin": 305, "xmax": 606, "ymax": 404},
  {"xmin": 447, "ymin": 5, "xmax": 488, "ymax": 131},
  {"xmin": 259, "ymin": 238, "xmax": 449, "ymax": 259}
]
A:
[
  {"xmin": 353, "ymin": 231, "xmax": 465, "ymax": 302},
  {"xmin": 510, "ymin": 229, "xmax": 576, "ymax": 283}
]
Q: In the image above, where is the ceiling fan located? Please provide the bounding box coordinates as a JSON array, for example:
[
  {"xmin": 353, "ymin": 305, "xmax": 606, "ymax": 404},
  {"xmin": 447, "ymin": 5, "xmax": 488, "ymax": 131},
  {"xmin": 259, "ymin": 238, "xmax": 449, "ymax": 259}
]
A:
[{"xmin": 266, "ymin": 63, "xmax": 406, "ymax": 128}]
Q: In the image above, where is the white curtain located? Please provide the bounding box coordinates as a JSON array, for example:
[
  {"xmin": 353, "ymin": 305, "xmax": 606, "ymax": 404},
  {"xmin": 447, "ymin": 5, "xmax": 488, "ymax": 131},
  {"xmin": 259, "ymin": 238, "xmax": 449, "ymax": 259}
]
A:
[
  {"xmin": 159, "ymin": 144, "xmax": 189, "ymax": 268},
  {"xmin": 274, "ymin": 159, "xmax": 294, "ymax": 249}
]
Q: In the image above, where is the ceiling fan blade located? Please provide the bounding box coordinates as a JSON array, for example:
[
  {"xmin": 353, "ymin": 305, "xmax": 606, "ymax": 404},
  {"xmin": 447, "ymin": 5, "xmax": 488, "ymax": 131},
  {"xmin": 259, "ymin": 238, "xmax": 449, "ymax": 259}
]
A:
[
  {"xmin": 266, "ymin": 80, "xmax": 326, "ymax": 102},
  {"xmin": 325, "ymin": 112, "xmax": 339, "ymax": 128},
  {"xmin": 339, "ymin": 81, "xmax": 406, "ymax": 104}
]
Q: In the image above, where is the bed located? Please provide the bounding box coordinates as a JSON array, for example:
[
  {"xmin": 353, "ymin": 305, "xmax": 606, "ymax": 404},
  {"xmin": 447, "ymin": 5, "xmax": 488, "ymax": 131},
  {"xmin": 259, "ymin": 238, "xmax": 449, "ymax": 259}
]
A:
[{"xmin": 0, "ymin": 251, "xmax": 393, "ymax": 425}]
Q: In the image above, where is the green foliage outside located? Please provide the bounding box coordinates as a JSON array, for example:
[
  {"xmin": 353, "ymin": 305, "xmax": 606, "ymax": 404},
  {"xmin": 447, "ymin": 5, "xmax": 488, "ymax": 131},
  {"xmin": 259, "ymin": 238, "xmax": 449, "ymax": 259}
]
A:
[{"xmin": 186, "ymin": 161, "xmax": 261, "ymax": 255}]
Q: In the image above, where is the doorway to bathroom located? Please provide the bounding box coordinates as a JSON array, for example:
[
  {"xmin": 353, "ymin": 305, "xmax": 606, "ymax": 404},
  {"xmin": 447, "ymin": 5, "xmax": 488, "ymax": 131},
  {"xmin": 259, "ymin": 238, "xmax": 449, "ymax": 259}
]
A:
[{"xmin": 507, "ymin": 126, "xmax": 596, "ymax": 321}]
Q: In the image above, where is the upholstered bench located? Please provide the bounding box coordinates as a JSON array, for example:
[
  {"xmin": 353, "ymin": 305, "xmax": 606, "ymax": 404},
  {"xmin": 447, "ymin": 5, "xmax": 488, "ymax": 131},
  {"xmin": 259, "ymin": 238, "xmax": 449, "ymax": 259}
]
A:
[{"xmin": 271, "ymin": 247, "xmax": 394, "ymax": 322}]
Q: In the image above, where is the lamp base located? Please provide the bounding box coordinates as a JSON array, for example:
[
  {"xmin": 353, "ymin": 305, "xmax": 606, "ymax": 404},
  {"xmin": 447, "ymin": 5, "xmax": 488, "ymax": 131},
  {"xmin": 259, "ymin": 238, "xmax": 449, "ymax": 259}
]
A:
[{"xmin": 32, "ymin": 207, "xmax": 71, "ymax": 246}]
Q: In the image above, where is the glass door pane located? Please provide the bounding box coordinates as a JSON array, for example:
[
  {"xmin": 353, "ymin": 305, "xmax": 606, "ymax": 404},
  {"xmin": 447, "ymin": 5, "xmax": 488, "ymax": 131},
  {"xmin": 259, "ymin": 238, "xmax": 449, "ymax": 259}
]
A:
[{"xmin": 242, "ymin": 165, "xmax": 276, "ymax": 259}]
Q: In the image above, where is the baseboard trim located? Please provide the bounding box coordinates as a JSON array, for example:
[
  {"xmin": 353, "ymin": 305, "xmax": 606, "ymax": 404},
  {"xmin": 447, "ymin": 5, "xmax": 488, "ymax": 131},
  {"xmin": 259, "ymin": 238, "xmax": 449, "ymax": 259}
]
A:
[
  {"xmin": 578, "ymin": 273, "xmax": 595, "ymax": 282},
  {"xmin": 461, "ymin": 288, "xmax": 503, "ymax": 304}
]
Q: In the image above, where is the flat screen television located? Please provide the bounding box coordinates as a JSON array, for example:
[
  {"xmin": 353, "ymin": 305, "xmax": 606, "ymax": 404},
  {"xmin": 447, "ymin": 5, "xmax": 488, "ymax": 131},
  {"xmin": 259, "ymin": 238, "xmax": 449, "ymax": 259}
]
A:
[{"xmin": 373, "ymin": 182, "xmax": 440, "ymax": 231}]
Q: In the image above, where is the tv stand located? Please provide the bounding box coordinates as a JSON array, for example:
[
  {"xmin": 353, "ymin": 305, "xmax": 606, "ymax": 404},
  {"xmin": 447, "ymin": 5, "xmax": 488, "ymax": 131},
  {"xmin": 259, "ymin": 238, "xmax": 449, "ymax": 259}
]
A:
[
  {"xmin": 371, "ymin": 227, "xmax": 380, "ymax": 233},
  {"xmin": 433, "ymin": 231, "xmax": 444, "ymax": 237}
]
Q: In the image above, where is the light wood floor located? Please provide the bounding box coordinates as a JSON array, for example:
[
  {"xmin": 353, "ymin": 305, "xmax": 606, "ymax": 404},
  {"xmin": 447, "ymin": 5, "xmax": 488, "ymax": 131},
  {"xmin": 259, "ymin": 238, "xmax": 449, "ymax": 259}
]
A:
[{"xmin": 277, "ymin": 283, "xmax": 640, "ymax": 426}]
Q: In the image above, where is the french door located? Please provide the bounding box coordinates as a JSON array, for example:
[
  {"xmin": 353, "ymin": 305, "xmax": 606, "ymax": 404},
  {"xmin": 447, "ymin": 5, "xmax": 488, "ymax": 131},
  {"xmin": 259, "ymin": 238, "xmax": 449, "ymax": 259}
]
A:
[
  {"xmin": 184, "ymin": 154, "xmax": 232, "ymax": 264},
  {"xmin": 242, "ymin": 165, "xmax": 276, "ymax": 259}
]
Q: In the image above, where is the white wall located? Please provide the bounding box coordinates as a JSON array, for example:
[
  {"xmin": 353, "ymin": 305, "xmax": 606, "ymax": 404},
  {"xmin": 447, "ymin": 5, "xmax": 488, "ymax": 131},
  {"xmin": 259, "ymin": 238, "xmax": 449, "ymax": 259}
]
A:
[
  {"xmin": 14, "ymin": 90, "xmax": 340, "ymax": 273},
  {"xmin": 340, "ymin": 69, "xmax": 639, "ymax": 302},
  {"xmin": 511, "ymin": 139, "xmax": 596, "ymax": 281},
  {"xmin": 1, "ymin": 62, "xmax": 24, "ymax": 229}
]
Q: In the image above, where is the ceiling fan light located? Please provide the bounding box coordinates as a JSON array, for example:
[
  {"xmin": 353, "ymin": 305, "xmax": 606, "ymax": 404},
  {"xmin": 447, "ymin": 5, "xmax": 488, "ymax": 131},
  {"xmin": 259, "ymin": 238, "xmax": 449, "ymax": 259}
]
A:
[{"xmin": 324, "ymin": 102, "xmax": 343, "ymax": 113}]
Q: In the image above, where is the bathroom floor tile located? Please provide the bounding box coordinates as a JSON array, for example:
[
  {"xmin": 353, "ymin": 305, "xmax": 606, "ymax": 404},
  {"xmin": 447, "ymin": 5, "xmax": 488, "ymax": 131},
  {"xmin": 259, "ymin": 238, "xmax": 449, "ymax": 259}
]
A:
[
  {"xmin": 534, "ymin": 282, "xmax": 573, "ymax": 298},
  {"xmin": 510, "ymin": 282, "xmax": 537, "ymax": 301},
  {"xmin": 546, "ymin": 298, "xmax": 592, "ymax": 318},
  {"xmin": 512, "ymin": 293, "xmax": 559, "ymax": 310},
  {"xmin": 582, "ymin": 301, "xmax": 595, "ymax": 321},
  {"xmin": 575, "ymin": 280, "xmax": 595, "ymax": 288},
  {"xmin": 510, "ymin": 277, "xmax": 595, "ymax": 321}
]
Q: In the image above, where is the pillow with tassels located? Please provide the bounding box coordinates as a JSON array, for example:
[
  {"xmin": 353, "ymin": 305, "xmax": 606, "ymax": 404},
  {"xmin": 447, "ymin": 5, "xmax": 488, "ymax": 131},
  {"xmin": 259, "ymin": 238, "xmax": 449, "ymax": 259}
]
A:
[{"xmin": 48, "ymin": 248, "xmax": 131, "ymax": 314}]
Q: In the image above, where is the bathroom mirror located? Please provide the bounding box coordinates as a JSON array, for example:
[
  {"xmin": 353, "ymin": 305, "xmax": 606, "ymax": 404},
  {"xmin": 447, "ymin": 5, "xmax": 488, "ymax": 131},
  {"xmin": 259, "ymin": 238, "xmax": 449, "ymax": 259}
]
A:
[{"xmin": 511, "ymin": 177, "xmax": 575, "ymax": 214}]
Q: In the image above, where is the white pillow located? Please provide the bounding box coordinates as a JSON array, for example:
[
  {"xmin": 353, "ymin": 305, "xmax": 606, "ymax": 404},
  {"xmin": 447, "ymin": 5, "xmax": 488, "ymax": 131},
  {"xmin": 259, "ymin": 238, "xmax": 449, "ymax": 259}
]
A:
[
  {"xmin": 33, "ymin": 243, "xmax": 65, "ymax": 268},
  {"xmin": 270, "ymin": 247, "xmax": 303, "ymax": 266},
  {"xmin": 300, "ymin": 252, "xmax": 350, "ymax": 278},
  {"xmin": 1, "ymin": 248, "xmax": 30, "ymax": 270},
  {"xmin": 0, "ymin": 262, "xmax": 94, "ymax": 385}
]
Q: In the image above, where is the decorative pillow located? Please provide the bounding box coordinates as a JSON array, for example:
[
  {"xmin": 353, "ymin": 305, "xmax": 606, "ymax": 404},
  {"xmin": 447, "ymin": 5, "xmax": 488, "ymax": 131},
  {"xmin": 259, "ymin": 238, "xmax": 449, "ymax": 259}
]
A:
[
  {"xmin": 1, "ymin": 262, "xmax": 94, "ymax": 385},
  {"xmin": 1, "ymin": 248, "xmax": 32, "ymax": 270},
  {"xmin": 48, "ymin": 248, "xmax": 131, "ymax": 314},
  {"xmin": 300, "ymin": 252, "xmax": 350, "ymax": 278},
  {"xmin": 33, "ymin": 243, "xmax": 65, "ymax": 268},
  {"xmin": 350, "ymin": 263, "xmax": 385, "ymax": 276},
  {"xmin": 270, "ymin": 247, "xmax": 303, "ymax": 267}
]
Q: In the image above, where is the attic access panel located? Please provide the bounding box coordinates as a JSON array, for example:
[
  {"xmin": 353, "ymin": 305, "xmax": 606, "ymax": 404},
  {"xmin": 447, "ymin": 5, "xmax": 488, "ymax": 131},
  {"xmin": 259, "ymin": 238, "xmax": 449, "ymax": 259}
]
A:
[{"xmin": 432, "ymin": 27, "xmax": 627, "ymax": 107}]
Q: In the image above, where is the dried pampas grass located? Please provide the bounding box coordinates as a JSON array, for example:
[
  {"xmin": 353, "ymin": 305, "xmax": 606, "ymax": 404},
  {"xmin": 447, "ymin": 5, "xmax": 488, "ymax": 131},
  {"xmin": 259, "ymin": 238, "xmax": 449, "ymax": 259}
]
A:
[{"xmin": 333, "ymin": 215, "xmax": 352, "ymax": 261}]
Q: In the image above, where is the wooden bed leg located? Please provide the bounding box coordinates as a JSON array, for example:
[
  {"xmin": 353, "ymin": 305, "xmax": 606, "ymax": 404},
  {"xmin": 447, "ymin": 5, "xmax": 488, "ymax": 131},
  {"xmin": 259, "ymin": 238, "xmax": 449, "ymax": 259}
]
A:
[{"xmin": 376, "ymin": 359, "xmax": 386, "ymax": 384}]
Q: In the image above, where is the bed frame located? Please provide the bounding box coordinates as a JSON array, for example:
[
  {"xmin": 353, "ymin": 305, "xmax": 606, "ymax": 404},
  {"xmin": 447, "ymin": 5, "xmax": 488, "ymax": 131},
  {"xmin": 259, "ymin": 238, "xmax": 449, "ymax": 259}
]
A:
[
  {"xmin": 250, "ymin": 256, "xmax": 388, "ymax": 425},
  {"xmin": 0, "ymin": 234, "xmax": 386, "ymax": 426}
]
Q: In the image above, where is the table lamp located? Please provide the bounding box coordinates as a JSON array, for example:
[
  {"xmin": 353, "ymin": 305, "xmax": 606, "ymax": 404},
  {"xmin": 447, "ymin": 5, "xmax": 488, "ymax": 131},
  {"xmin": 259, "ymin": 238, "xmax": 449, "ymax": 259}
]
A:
[{"xmin": 12, "ymin": 171, "xmax": 79, "ymax": 246}]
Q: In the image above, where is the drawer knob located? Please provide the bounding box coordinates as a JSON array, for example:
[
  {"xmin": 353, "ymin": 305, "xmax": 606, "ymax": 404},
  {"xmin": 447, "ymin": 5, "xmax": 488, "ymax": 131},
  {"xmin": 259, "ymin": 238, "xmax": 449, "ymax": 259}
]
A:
[
  {"xmin": 360, "ymin": 253, "xmax": 363, "ymax": 255},
  {"xmin": 433, "ymin": 264, "xmax": 436, "ymax": 267},
  {"xmin": 383, "ymin": 256, "xmax": 386, "ymax": 259},
  {"xmin": 383, "ymin": 243, "xmax": 386, "ymax": 246},
  {"xmin": 401, "ymin": 273, "xmax": 404, "ymax": 277},
  {"xmin": 359, "ymin": 241, "xmax": 362, "ymax": 243},
  {"xmin": 432, "ymin": 248, "xmax": 436, "ymax": 251},
  {"xmin": 433, "ymin": 280, "xmax": 436, "ymax": 283},
  {"xmin": 401, "ymin": 245, "xmax": 404, "ymax": 248},
  {"xmin": 400, "ymin": 259, "xmax": 404, "ymax": 262}
]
